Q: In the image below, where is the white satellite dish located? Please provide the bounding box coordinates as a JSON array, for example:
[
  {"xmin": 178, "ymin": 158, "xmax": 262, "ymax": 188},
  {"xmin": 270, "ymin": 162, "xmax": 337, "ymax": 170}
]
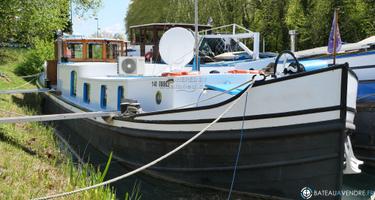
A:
[{"xmin": 159, "ymin": 27, "xmax": 196, "ymax": 69}]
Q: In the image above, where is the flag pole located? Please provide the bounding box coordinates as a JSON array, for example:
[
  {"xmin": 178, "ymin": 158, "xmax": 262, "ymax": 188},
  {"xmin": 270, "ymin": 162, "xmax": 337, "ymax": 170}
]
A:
[{"xmin": 333, "ymin": 9, "xmax": 338, "ymax": 65}]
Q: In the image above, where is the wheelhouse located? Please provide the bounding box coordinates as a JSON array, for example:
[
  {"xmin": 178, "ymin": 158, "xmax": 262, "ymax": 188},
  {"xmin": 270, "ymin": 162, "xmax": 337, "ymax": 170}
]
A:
[{"xmin": 59, "ymin": 38, "xmax": 128, "ymax": 63}]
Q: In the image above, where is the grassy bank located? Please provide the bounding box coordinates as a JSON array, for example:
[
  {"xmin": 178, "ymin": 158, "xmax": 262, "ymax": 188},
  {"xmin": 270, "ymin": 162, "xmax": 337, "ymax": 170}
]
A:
[{"xmin": 0, "ymin": 48, "xmax": 116, "ymax": 199}]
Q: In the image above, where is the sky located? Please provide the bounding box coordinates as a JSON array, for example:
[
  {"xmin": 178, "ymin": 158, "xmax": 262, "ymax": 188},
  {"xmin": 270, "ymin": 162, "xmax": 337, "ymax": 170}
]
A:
[{"xmin": 72, "ymin": 0, "xmax": 131, "ymax": 37}]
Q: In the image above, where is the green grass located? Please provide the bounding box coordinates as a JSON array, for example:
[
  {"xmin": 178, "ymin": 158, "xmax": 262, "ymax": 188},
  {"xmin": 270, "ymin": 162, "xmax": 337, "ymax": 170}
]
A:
[{"xmin": 0, "ymin": 48, "xmax": 117, "ymax": 200}]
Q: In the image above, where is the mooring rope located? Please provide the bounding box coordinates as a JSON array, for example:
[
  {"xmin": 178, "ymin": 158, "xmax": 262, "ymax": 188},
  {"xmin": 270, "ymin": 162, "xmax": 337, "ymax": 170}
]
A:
[
  {"xmin": 0, "ymin": 72, "xmax": 42, "ymax": 79},
  {"xmin": 227, "ymin": 91, "xmax": 249, "ymax": 200},
  {"xmin": 31, "ymin": 79, "xmax": 255, "ymax": 200},
  {"xmin": 18, "ymin": 72, "xmax": 43, "ymax": 78},
  {"xmin": 5, "ymin": 76, "xmax": 38, "ymax": 91}
]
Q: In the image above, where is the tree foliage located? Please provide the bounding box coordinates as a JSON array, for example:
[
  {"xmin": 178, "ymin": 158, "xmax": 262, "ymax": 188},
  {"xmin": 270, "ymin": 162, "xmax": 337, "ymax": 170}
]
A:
[
  {"xmin": 125, "ymin": 0, "xmax": 375, "ymax": 52},
  {"xmin": 0, "ymin": 0, "xmax": 102, "ymax": 45},
  {"xmin": 1, "ymin": 0, "xmax": 102, "ymax": 76},
  {"xmin": 0, "ymin": 0, "xmax": 69, "ymax": 44},
  {"xmin": 73, "ymin": 0, "xmax": 102, "ymax": 17}
]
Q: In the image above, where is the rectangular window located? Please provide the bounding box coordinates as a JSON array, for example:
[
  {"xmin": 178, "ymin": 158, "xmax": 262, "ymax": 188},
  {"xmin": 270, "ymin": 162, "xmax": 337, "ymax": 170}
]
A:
[
  {"xmin": 83, "ymin": 83, "xmax": 90, "ymax": 103},
  {"xmin": 87, "ymin": 43, "xmax": 103, "ymax": 59},
  {"xmin": 100, "ymin": 85, "xmax": 107, "ymax": 109},
  {"xmin": 106, "ymin": 43, "xmax": 119, "ymax": 59},
  {"xmin": 67, "ymin": 43, "xmax": 83, "ymax": 59}
]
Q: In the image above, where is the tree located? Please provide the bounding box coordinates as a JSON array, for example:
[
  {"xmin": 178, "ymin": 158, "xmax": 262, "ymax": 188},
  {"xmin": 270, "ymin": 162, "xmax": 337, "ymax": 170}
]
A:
[
  {"xmin": 0, "ymin": 0, "xmax": 69, "ymax": 44},
  {"xmin": 73, "ymin": 0, "xmax": 102, "ymax": 17},
  {"xmin": 124, "ymin": 0, "xmax": 375, "ymax": 52},
  {"xmin": 0, "ymin": 0, "xmax": 102, "ymax": 45},
  {"xmin": 253, "ymin": 0, "xmax": 289, "ymax": 51},
  {"xmin": 285, "ymin": 0, "xmax": 309, "ymax": 50},
  {"xmin": 340, "ymin": 0, "xmax": 372, "ymax": 42},
  {"xmin": 304, "ymin": 0, "xmax": 333, "ymax": 47}
]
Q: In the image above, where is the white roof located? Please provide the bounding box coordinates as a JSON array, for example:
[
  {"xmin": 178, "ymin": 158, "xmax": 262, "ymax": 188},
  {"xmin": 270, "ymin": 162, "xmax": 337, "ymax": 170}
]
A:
[{"xmin": 295, "ymin": 36, "xmax": 375, "ymax": 58}]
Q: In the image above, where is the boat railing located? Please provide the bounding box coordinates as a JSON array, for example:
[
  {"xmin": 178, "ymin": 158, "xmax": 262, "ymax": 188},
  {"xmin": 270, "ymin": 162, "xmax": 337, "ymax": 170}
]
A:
[{"xmin": 199, "ymin": 24, "xmax": 260, "ymax": 60}]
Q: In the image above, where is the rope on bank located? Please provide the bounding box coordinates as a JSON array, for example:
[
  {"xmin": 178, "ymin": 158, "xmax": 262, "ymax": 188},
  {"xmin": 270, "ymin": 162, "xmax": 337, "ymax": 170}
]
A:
[
  {"xmin": 5, "ymin": 76, "xmax": 38, "ymax": 91},
  {"xmin": 0, "ymin": 72, "xmax": 42, "ymax": 79},
  {"xmin": 31, "ymin": 79, "xmax": 255, "ymax": 200},
  {"xmin": 18, "ymin": 72, "xmax": 42, "ymax": 78}
]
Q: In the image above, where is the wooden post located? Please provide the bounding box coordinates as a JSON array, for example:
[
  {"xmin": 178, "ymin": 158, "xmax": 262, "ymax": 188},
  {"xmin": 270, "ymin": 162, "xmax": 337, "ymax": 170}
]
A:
[
  {"xmin": 102, "ymin": 42, "xmax": 107, "ymax": 62},
  {"xmin": 46, "ymin": 60, "xmax": 57, "ymax": 84},
  {"xmin": 63, "ymin": 42, "xmax": 67, "ymax": 58},
  {"xmin": 83, "ymin": 41, "xmax": 87, "ymax": 60}
]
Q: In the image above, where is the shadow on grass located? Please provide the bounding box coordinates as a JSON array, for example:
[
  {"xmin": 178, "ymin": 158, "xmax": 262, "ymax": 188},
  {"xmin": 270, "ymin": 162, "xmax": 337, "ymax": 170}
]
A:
[
  {"xmin": 11, "ymin": 92, "xmax": 43, "ymax": 114},
  {"xmin": 0, "ymin": 127, "xmax": 37, "ymax": 157}
]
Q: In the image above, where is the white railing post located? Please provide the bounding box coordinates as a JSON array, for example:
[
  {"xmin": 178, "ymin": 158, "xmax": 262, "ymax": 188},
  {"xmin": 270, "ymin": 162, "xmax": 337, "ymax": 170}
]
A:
[{"xmin": 253, "ymin": 32, "xmax": 260, "ymax": 60}]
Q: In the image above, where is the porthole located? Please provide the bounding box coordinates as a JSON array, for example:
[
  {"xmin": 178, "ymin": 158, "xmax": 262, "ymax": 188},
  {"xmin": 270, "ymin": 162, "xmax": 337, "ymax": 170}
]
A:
[{"xmin": 155, "ymin": 91, "xmax": 162, "ymax": 105}]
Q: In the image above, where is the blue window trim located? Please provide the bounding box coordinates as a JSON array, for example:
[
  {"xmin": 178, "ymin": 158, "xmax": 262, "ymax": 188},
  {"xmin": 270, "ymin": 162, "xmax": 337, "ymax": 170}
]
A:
[
  {"xmin": 117, "ymin": 86, "xmax": 124, "ymax": 111},
  {"xmin": 83, "ymin": 83, "xmax": 90, "ymax": 103},
  {"xmin": 70, "ymin": 71, "xmax": 77, "ymax": 97},
  {"xmin": 100, "ymin": 85, "xmax": 107, "ymax": 109}
]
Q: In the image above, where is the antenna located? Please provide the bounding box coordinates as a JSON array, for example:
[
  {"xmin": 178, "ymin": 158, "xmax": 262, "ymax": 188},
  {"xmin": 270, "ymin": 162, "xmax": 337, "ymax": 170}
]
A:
[{"xmin": 194, "ymin": 0, "xmax": 200, "ymax": 71}]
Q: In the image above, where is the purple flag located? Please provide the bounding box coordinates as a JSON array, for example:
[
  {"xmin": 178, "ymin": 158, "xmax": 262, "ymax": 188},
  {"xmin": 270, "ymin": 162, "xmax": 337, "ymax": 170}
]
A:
[{"xmin": 328, "ymin": 11, "xmax": 342, "ymax": 54}]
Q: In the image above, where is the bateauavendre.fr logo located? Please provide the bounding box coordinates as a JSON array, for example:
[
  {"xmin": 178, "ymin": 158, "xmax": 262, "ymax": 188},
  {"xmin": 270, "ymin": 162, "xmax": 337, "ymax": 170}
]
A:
[
  {"xmin": 300, "ymin": 187, "xmax": 375, "ymax": 199},
  {"xmin": 301, "ymin": 187, "xmax": 313, "ymax": 199}
]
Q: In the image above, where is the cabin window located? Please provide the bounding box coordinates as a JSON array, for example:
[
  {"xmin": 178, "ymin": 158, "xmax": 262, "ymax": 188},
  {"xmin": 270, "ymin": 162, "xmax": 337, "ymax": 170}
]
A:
[
  {"xmin": 100, "ymin": 85, "xmax": 107, "ymax": 109},
  {"xmin": 87, "ymin": 43, "xmax": 103, "ymax": 59},
  {"xmin": 70, "ymin": 71, "xmax": 77, "ymax": 97},
  {"xmin": 66, "ymin": 43, "xmax": 83, "ymax": 59},
  {"xmin": 83, "ymin": 83, "xmax": 90, "ymax": 103},
  {"xmin": 117, "ymin": 86, "xmax": 124, "ymax": 111},
  {"xmin": 106, "ymin": 43, "xmax": 120, "ymax": 59}
]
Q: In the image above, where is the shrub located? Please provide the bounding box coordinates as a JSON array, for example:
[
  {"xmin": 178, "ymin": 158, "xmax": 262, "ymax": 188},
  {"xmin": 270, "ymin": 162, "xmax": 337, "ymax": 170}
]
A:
[{"xmin": 16, "ymin": 39, "xmax": 54, "ymax": 76}]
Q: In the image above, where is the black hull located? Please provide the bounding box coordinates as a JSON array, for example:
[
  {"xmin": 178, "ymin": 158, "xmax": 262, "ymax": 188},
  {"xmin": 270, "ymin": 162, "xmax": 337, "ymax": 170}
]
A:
[
  {"xmin": 353, "ymin": 102, "xmax": 375, "ymax": 169},
  {"xmin": 42, "ymin": 93, "xmax": 347, "ymax": 200}
]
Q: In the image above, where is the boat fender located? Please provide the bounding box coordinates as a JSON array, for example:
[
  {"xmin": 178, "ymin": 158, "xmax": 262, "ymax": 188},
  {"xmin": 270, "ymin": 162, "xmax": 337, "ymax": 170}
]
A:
[
  {"xmin": 227, "ymin": 69, "xmax": 264, "ymax": 74},
  {"xmin": 161, "ymin": 71, "xmax": 190, "ymax": 76},
  {"xmin": 209, "ymin": 70, "xmax": 220, "ymax": 74}
]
